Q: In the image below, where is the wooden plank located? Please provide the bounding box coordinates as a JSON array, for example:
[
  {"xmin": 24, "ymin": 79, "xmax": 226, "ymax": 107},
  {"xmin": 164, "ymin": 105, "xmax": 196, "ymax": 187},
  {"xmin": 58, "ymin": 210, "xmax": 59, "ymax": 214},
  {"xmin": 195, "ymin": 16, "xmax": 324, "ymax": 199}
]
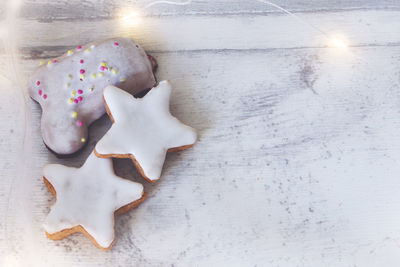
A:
[
  {"xmin": 3, "ymin": 45, "xmax": 400, "ymax": 265},
  {"xmin": 18, "ymin": 0, "xmax": 400, "ymax": 21},
  {"xmin": 8, "ymin": 10, "xmax": 400, "ymax": 60}
]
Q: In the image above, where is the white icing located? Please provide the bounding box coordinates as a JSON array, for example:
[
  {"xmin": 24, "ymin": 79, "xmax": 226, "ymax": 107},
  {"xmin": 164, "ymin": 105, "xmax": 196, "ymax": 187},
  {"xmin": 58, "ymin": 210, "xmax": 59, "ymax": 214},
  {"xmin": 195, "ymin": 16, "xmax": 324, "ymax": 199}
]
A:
[
  {"xmin": 43, "ymin": 152, "xmax": 144, "ymax": 249},
  {"xmin": 28, "ymin": 37, "xmax": 156, "ymax": 155},
  {"xmin": 95, "ymin": 81, "xmax": 197, "ymax": 182}
]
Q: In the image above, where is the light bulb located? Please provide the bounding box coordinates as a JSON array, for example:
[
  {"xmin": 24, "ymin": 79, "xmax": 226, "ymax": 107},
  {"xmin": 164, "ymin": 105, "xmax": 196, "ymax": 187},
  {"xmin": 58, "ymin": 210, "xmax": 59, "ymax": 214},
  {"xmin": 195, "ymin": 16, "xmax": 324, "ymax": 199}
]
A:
[
  {"xmin": 120, "ymin": 10, "xmax": 142, "ymax": 26},
  {"xmin": 330, "ymin": 38, "xmax": 348, "ymax": 49}
]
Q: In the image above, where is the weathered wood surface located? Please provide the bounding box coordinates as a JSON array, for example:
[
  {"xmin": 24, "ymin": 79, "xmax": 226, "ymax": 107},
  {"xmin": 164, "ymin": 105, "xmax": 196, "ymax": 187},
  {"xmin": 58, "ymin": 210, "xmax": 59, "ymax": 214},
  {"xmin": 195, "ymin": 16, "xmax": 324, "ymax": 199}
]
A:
[
  {"xmin": 1, "ymin": 0, "xmax": 400, "ymax": 266},
  {"xmin": 12, "ymin": 0, "xmax": 400, "ymax": 20}
]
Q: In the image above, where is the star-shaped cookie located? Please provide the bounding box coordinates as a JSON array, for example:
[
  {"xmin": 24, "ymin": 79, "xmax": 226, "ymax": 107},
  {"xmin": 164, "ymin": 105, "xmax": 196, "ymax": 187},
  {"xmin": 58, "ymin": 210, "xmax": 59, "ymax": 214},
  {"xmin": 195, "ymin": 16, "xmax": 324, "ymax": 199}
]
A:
[
  {"xmin": 94, "ymin": 80, "xmax": 197, "ymax": 182},
  {"xmin": 43, "ymin": 152, "xmax": 145, "ymax": 250}
]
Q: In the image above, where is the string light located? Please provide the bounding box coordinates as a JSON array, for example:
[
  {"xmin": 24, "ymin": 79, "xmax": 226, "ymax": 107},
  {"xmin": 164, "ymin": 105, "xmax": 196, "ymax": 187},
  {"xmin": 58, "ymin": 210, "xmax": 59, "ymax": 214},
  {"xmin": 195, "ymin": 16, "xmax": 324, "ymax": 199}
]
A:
[
  {"xmin": 120, "ymin": 10, "xmax": 142, "ymax": 26},
  {"xmin": 330, "ymin": 38, "xmax": 348, "ymax": 49},
  {"xmin": 118, "ymin": 0, "xmax": 350, "ymax": 50},
  {"xmin": 118, "ymin": 0, "xmax": 350, "ymax": 52}
]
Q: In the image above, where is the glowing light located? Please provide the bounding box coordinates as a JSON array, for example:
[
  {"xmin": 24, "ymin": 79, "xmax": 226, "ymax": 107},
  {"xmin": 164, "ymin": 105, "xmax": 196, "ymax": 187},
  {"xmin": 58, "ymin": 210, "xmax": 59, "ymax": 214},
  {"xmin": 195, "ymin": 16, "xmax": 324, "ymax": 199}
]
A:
[
  {"xmin": 120, "ymin": 10, "xmax": 142, "ymax": 26},
  {"xmin": 119, "ymin": 1, "xmax": 191, "ymax": 27},
  {"xmin": 3, "ymin": 254, "xmax": 19, "ymax": 267},
  {"xmin": 330, "ymin": 38, "xmax": 348, "ymax": 49}
]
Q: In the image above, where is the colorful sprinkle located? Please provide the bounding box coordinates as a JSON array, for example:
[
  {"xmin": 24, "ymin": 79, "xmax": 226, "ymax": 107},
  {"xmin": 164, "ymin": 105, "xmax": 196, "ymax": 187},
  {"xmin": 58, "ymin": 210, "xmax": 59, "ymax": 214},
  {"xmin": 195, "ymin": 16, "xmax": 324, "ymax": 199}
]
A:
[
  {"xmin": 72, "ymin": 111, "xmax": 78, "ymax": 118},
  {"xmin": 77, "ymin": 121, "xmax": 83, "ymax": 126},
  {"xmin": 47, "ymin": 60, "xmax": 53, "ymax": 65},
  {"xmin": 74, "ymin": 99, "xmax": 79, "ymax": 103},
  {"xmin": 101, "ymin": 62, "xmax": 107, "ymax": 67},
  {"xmin": 38, "ymin": 60, "xmax": 45, "ymax": 66},
  {"xmin": 68, "ymin": 98, "xmax": 74, "ymax": 104},
  {"xmin": 77, "ymin": 45, "xmax": 82, "ymax": 50},
  {"xmin": 90, "ymin": 45, "xmax": 95, "ymax": 49},
  {"xmin": 43, "ymin": 94, "xmax": 47, "ymax": 99},
  {"xmin": 85, "ymin": 48, "xmax": 91, "ymax": 53},
  {"xmin": 80, "ymin": 74, "xmax": 86, "ymax": 79},
  {"xmin": 67, "ymin": 50, "xmax": 73, "ymax": 55},
  {"xmin": 77, "ymin": 89, "xmax": 83, "ymax": 94},
  {"xmin": 90, "ymin": 86, "xmax": 94, "ymax": 91},
  {"xmin": 91, "ymin": 73, "xmax": 96, "ymax": 79},
  {"xmin": 98, "ymin": 72, "xmax": 104, "ymax": 77},
  {"xmin": 38, "ymin": 89, "xmax": 42, "ymax": 96},
  {"xmin": 66, "ymin": 82, "xmax": 71, "ymax": 88},
  {"xmin": 36, "ymin": 81, "xmax": 40, "ymax": 86},
  {"xmin": 99, "ymin": 66, "xmax": 107, "ymax": 71},
  {"xmin": 80, "ymin": 59, "xmax": 84, "ymax": 64},
  {"xmin": 80, "ymin": 69, "xmax": 85, "ymax": 74},
  {"xmin": 77, "ymin": 96, "xmax": 83, "ymax": 102},
  {"xmin": 71, "ymin": 90, "xmax": 76, "ymax": 97},
  {"xmin": 120, "ymin": 77, "xmax": 126, "ymax": 82},
  {"xmin": 114, "ymin": 42, "xmax": 119, "ymax": 46},
  {"xmin": 52, "ymin": 60, "xmax": 57, "ymax": 63},
  {"xmin": 112, "ymin": 68, "xmax": 118, "ymax": 75},
  {"xmin": 68, "ymin": 74, "xmax": 73, "ymax": 79},
  {"xmin": 81, "ymin": 138, "xmax": 86, "ymax": 142}
]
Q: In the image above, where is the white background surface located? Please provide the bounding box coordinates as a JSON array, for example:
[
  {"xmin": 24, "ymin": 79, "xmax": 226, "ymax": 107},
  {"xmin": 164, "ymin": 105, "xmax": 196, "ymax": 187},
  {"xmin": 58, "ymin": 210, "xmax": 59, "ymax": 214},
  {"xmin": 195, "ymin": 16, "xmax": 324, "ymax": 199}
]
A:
[{"xmin": 1, "ymin": 0, "xmax": 400, "ymax": 266}]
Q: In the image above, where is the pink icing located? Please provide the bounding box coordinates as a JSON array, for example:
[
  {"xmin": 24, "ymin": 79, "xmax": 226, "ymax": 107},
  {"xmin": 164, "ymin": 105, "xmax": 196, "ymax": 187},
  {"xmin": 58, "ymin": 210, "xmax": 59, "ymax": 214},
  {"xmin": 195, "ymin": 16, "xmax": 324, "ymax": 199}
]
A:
[{"xmin": 28, "ymin": 38, "xmax": 157, "ymax": 156}]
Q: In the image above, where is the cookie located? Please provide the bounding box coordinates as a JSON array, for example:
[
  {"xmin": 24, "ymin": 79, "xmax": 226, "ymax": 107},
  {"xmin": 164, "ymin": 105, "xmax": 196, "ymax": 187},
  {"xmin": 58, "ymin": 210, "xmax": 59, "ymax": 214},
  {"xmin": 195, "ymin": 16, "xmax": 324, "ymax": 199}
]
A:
[
  {"xmin": 28, "ymin": 37, "xmax": 157, "ymax": 156},
  {"xmin": 94, "ymin": 80, "xmax": 197, "ymax": 183},
  {"xmin": 43, "ymin": 152, "xmax": 145, "ymax": 250}
]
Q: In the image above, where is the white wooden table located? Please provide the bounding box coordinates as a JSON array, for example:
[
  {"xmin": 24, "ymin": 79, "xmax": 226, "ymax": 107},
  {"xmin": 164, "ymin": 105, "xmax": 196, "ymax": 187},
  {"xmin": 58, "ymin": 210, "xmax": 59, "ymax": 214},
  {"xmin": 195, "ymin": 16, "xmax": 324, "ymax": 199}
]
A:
[{"xmin": 1, "ymin": 0, "xmax": 400, "ymax": 266}]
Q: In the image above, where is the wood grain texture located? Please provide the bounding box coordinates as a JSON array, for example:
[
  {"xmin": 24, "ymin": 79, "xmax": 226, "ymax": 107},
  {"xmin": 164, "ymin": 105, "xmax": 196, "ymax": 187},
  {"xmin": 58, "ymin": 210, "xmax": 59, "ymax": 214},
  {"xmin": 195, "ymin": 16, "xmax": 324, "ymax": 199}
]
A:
[
  {"xmin": 16, "ymin": 0, "xmax": 400, "ymax": 21},
  {"xmin": 1, "ymin": 0, "xmax": 400, "ymax": 266}
]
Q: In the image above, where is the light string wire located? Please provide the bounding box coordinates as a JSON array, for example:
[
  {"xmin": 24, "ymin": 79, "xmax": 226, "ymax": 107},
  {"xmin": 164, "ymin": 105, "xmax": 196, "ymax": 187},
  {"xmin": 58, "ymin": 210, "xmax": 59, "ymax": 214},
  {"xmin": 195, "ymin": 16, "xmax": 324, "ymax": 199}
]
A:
[
  {"xmin": 144, "ymin": 0, "xmax": 192, "ymax": 9},
  {"xmin": 24, "ymin": 0, "xmax": 345, "ymax": 48},
  {"xmin": 255, "ymin": 0, "xmax": 331, "ymax": 39},
  {"xmin": 24, "ymin": 0, "xmax": 193, "ymax": 42}
]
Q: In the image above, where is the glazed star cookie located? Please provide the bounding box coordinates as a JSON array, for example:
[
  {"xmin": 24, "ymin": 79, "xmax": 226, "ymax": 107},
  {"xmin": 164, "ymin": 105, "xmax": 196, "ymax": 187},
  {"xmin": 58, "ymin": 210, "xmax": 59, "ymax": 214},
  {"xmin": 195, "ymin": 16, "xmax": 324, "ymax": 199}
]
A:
[
  {"xmin": 94, "ymin": 81, "xmax": 197, "ymax": 183},
  {"xmin": 43, "ymin": 152, "xmax": 145, "ymax": 250},
  {"xmin": 28, "ymin": 37, "xmax": 157, "ymax": 156}
]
